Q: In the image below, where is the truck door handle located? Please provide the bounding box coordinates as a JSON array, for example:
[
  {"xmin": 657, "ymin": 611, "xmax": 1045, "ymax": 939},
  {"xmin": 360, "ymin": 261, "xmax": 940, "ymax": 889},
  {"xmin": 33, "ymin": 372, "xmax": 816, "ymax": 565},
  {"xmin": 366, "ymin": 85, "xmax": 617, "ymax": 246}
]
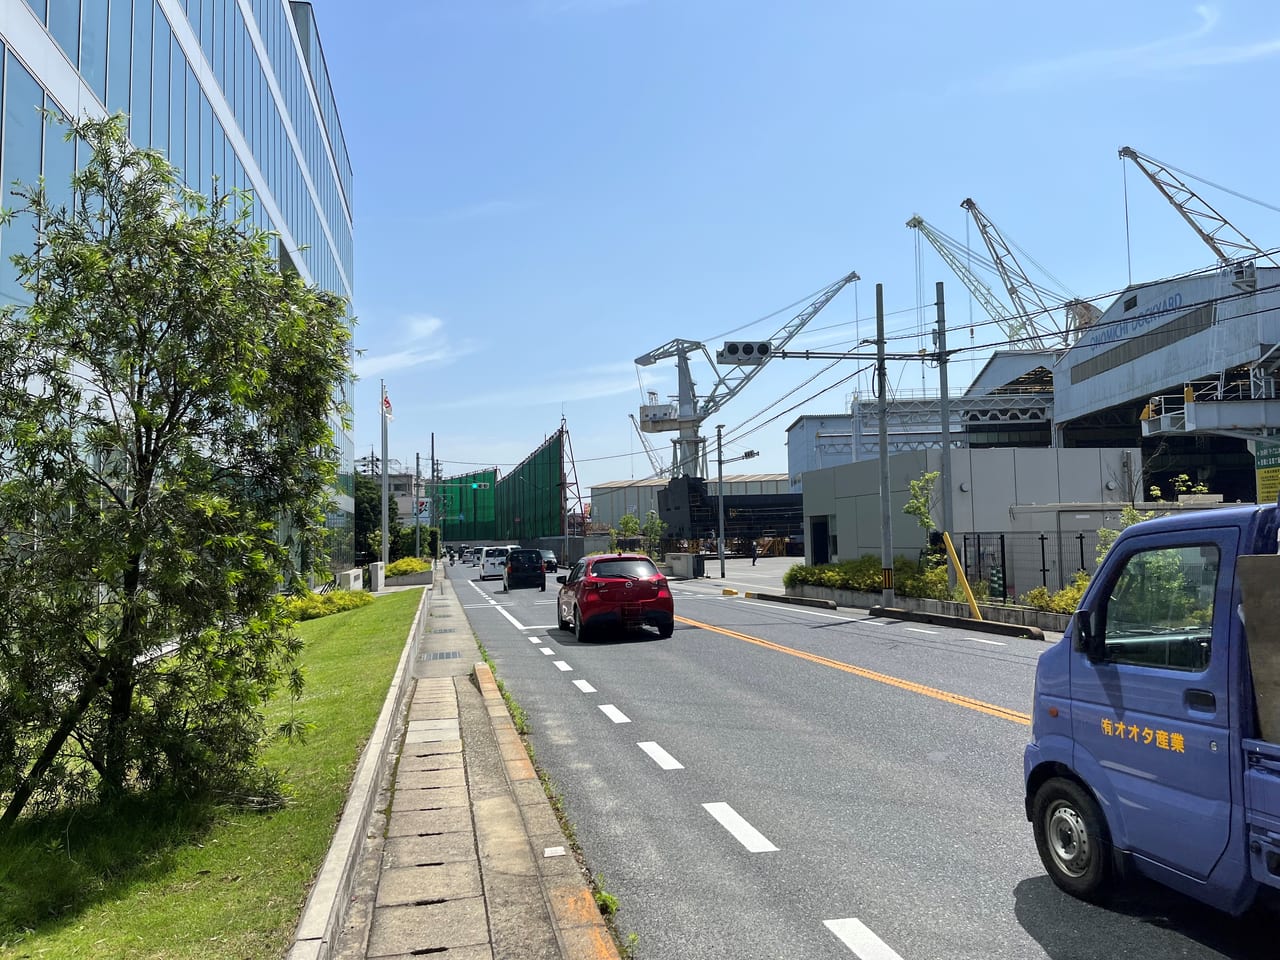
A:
[{"xmin": 1185, "ymin": 688, "xmax": 1216, "ymax": 711}]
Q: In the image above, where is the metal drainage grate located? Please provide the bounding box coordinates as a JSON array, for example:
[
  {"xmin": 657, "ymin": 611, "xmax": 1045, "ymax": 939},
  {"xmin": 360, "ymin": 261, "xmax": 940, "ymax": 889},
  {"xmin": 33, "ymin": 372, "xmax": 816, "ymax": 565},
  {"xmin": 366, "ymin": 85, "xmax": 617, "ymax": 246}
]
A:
[
  {"xmin": 428, "ymin": 651, "xmax": 462, "ymax": 661},
  {"xmin": 431, "ymin": 627, "xmax": 457, "ymax": 634}
]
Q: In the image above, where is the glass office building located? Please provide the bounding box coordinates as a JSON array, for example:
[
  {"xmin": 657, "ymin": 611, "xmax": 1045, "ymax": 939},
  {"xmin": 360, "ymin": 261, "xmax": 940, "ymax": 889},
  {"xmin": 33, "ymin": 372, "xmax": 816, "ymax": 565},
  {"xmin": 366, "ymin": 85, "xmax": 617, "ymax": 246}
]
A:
[{"xmin": 0, "ymin": 0, "xmax": 356, "ymax": 572}]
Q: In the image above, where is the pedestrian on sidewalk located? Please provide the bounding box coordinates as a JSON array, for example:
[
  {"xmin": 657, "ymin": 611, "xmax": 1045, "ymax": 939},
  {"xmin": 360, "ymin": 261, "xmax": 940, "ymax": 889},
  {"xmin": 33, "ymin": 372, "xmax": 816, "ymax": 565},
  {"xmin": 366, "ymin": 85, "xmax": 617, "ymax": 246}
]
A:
[{"xmin": 750, "ymin": 539, "xmax": 758, "ymax": 565}]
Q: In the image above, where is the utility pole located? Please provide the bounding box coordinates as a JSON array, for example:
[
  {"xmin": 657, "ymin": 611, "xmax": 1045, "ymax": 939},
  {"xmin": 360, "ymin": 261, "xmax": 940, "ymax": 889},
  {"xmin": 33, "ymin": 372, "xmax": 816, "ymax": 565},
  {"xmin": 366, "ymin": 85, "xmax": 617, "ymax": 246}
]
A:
[
  {"xmin": 380, "ymin": 379, "xmax": 390, "ymax": 566},
  {"xmin": 415, "ymin": 452, "xmax": 422, "ymax": 558},
  {"xmin": 936, "ymin": 281, "xmax": 954, "ymax": 539},
  {"xmin": 877, "ymin": 285, "xmax": 894, "ymax": 606},
  {"xmin": 717, "ymin": 424, "xmax": 726, "ymax": 579},
  {"xmin": 429, "ymin": 433, "xmax": 436, "ymax": 560}
]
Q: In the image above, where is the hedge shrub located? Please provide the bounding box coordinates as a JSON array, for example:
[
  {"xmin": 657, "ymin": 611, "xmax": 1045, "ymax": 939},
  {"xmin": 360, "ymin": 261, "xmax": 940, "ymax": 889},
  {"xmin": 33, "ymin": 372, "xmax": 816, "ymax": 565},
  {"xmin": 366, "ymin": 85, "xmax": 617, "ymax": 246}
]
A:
[
  {"xmin": 783, "ymin": 554, "xmax": 955, "ymax": 600},
  {"xmin": 386, "ymin": 557, "xmax": 431, "ymax": 577},
  {"xmin": 284, "ymin": 589, "xmax": 376, "ymax": 621}
]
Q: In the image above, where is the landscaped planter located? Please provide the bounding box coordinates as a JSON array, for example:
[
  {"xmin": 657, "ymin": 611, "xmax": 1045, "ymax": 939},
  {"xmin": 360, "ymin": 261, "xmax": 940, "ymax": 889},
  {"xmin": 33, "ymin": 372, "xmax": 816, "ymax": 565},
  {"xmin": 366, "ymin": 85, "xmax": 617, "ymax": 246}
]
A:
[{"xmin": 385, "ymin": 570, "xmax": 433, "ymax": 587}]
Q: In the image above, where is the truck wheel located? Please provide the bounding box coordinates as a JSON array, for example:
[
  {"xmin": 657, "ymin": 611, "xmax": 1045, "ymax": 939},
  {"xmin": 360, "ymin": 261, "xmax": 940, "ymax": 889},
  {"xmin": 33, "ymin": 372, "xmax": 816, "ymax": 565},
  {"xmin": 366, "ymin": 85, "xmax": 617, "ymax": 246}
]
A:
[{"xmin": 1032, "ymin": 777, "xmax": 1113, "ymax": 903}]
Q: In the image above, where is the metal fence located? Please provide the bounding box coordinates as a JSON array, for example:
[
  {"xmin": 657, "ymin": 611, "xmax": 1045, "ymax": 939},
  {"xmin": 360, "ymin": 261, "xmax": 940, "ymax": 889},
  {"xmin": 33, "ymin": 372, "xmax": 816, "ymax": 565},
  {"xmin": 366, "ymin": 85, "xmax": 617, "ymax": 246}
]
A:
[{"xmin": 960, "ymin": 530, "xmax": 1102, "ymax": 602}]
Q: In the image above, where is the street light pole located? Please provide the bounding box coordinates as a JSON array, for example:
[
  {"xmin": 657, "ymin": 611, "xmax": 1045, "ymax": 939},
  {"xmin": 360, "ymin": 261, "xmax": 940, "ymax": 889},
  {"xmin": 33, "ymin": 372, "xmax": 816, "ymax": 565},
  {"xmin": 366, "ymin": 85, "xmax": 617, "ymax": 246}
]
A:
[
  {"xmin": 715, "ymin": 426, "xmax": 759, "ymax": 579},
  {"xmin": 717, "ymin": 425, "xmax": 726, "ymax": 578}
]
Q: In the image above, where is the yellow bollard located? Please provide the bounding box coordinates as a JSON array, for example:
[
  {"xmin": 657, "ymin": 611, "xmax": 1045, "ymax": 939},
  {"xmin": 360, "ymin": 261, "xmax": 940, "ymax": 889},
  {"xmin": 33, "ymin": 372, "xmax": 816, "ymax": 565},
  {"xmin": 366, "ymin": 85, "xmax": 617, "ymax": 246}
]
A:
[{"xmin": 942, "ymin": 531, "xmax": 983, "ymax": 620}]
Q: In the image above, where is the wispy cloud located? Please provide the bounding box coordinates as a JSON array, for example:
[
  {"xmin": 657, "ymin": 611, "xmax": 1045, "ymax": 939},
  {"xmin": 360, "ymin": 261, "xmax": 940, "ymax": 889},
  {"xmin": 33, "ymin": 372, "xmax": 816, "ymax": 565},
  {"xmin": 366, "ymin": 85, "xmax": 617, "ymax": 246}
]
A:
[
  {"xmin": 420, "ymin": 199, "xmax": 530, "ymax": 226},
  {"xmin": 433, "ymin": 360, "xmax": 662, "ymax": 411},
  {"xmin": 354, "ymin": 313, "xmax": 478, "ymax": 379},
  {"xmin": 986, "ymin": 5, "xmax": 1280, "ymax": 91},
  {"xmin": 532, "ymin": 0, "xmax": 652, "ymax": 14}
]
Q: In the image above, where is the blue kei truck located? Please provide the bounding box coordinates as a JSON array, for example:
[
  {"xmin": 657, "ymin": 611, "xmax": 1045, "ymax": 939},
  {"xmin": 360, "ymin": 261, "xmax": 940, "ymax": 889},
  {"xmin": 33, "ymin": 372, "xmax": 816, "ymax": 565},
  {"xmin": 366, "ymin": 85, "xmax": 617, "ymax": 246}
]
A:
[{"xmin": 1024, "ymin": 498, "xmax": 1280, "ymax": 914}]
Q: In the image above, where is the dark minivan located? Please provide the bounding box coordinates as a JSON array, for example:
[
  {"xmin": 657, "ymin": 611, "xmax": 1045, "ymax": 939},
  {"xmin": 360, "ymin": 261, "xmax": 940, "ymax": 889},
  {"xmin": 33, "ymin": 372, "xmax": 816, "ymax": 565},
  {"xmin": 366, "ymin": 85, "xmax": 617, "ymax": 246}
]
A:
[{"xmin": 504, "ymin": 548, "xmax": 546, "ymax": 591}]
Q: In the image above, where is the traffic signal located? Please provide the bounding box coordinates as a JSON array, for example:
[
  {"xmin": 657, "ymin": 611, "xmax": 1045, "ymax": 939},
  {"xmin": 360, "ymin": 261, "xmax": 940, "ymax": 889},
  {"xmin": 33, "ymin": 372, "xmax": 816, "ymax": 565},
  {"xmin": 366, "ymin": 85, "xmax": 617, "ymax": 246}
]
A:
[
  {"xmin": 716, "ymin": 341, "xmax": 771, "ymax": 365},
  {"xmin": 470, "ymin": 481, "xmax": 489, "ymax": 489}
]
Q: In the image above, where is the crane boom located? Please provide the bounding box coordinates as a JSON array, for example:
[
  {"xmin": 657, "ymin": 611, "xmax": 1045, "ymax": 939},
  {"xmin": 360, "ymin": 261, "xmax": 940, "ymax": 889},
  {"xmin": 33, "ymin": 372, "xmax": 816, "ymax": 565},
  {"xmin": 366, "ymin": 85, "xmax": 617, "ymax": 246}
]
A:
[
  {"xmin": 960, "ymin": 198, "xmax": 1065, "ymax": 348},
  {"xmin": 1118, "ymin": 146, "xmax": 1278, "ymax": 267},
  {"xmin": 628, "ymin": 414, "xmax": 669, "ymax": 478},
  {"xmin": 907, "ymin": 214, "xmax": 1030, "ymax": 345},
  {"xmin": 700, "ymin": 269, "xmax": 860, "ymax": 418},
  {"xmin": 632, "ymin": 269, "xmax": 859, "ymax": 478}
]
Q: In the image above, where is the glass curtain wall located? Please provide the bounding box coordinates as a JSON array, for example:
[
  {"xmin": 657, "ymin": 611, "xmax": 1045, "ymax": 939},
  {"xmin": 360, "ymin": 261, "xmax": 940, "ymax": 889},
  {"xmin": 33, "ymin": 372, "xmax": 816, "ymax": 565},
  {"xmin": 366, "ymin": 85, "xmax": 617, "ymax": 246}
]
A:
[{"xmin": 1, "ymin": 0, "xmax": 356, "ymax": 572}]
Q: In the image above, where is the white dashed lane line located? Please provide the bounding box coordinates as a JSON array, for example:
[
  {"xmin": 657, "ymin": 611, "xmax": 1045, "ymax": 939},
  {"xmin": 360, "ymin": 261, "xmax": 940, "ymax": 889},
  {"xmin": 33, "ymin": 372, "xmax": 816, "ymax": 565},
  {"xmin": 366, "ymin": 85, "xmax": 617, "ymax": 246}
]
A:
[
  {"xmin": 571, "ymin": 679, "xmax": 597, "ymax": 693},
  {"xmin": 541, "ymin": 648, "xmax": 555, "ymax": 656},
  {"xmin": 529, "ymin": 637, "xmax": 542, "ymax": 644},
  {"xmin": 598, "ymin": 704, "xmax": 630, "ymax": 723},
  {"xmin": 904, "ymin": 626, "xmax": 937, "ymax": 635},
  {"xmin": 702, "ymin": 802, "xmax": 778, "ymax": 853},
  {"xmin": 966, "ymin": 637, "xmax": 1007, "ymax": 646},
  {"xmin": 823, "ymin": 918, "xmax": 905, "ymax": 959},
  {"xmin": 553, "ymin": 660, "xmax": 573, "ymax": 672},
  {"xmin": 637, "ymin": 741, "xmax": 683, "ymax": 770}
]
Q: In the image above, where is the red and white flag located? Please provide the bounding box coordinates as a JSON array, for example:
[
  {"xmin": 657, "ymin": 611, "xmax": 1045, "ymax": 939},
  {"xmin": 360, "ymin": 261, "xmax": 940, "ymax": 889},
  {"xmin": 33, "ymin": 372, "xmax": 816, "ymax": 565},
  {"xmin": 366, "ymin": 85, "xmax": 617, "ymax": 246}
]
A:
[{"xmin": 382, "ymin": 389, "xmax": 394, "ymax": 421}]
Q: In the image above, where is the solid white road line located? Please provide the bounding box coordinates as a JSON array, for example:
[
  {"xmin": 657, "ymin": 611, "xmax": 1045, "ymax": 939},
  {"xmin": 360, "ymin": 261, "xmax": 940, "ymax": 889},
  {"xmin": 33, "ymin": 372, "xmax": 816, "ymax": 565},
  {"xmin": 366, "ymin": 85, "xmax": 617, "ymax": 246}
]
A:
[
  {"xmin": 904, "ymin": 626, "xmax": 937, "ymax": 635},
  {"xmin": 553, "ymin": 660, "xmax": 573, "ymax": 672},
  {"xmin": 598, "ymin": 704, "xmax": 630, "ymax": 723},
  {"xmin": 541, "ymin": 647, "xmax": 555, "ymax": 656},
  {"xmin": 494, "ymin": 604, "xmax": 528, "ymax": 630},
  {"xmin": 966, "ymin": 637, "xmax": 1007, "ymax": 646},
  {"xmin": 637, "ymin": 741, "xmax": 683, "ymax": 769},
  {"xmin": 701, "ymin": 802, "xmax": 778, "ymax": 853},
  {"xmin": 823, "ymin": 918, "xmax": 905, "ymax": 959},
  {"xmin": 572, "ymin": 679, "xmax": 597, "ymax": 693},
  {"xmin": 464, "ymin": 580, "xmax": 546, "ymax": 630}
]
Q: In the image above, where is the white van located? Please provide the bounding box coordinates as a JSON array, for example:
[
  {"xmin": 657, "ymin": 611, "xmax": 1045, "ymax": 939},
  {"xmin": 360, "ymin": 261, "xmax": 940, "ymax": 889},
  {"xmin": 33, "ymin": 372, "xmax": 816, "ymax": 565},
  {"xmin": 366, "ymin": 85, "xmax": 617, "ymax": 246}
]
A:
[{"xmin": 479, "ymin": 545, "xmax": 513, "ymax": 581}]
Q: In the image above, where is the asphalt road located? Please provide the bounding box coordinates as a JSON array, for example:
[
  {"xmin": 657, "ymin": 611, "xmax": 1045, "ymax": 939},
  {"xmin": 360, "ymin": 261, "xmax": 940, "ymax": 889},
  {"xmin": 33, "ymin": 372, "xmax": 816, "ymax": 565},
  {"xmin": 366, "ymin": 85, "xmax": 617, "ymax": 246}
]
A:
[{"xmin": 445, "ymin": 558, "xmax": 1271, "ymax": 960}]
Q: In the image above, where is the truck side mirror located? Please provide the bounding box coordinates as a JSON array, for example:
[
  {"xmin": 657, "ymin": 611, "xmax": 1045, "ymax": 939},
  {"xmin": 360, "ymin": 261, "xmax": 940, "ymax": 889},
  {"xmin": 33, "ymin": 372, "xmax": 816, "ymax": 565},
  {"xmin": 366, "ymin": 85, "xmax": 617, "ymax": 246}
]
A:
[{"xmin": 1075, "ymin": 607, "xmax": 1105, "ymax": 662}]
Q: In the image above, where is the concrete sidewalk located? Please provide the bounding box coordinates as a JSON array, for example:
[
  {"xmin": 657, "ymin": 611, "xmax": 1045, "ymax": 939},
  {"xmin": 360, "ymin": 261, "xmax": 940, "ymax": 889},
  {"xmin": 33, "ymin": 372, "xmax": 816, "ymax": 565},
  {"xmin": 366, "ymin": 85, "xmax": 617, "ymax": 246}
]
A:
[{"xmin": 289, "ymin": 571, "xmax": 618, "ymax": 960}]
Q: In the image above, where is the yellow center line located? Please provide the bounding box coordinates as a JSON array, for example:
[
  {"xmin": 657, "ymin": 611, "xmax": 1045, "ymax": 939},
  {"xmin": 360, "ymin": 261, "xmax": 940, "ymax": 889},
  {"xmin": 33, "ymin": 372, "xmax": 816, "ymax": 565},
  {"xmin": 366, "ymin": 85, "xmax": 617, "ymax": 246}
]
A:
[{"xmin": 675, "ymin": 615, "xmax": 1032, "ymax": 726}]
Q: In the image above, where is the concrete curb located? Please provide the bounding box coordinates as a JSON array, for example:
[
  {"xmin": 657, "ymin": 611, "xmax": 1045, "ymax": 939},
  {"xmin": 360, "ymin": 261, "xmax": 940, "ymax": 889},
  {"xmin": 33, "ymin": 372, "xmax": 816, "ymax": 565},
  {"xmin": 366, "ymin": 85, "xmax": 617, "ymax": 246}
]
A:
[
  {"xmin": 473, "ymin": 662, "xmax": 622, "ymax": 960},
  {"xmin": 867, "ymin": 604, "xmax": 1046, "ymax": 642},
  {"xmin": 287, "ymin": 586, "xmax": 429, "ymax": 960},
  {"xmin": 744, "ymin": 590, "xmax": 837, "ymax": 610}
]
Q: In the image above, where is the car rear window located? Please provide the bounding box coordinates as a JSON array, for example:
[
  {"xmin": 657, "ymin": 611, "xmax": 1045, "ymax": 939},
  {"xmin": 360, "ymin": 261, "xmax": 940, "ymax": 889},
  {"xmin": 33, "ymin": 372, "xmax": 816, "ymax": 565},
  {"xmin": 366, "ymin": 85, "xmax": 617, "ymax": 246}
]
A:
[
  {"xmin": 591, "ymin": 558, "xmax": 660, "ymax": 579},
  {"xmin": 509, "ymin": 550, "xmax": 542, "ymax": 565}
]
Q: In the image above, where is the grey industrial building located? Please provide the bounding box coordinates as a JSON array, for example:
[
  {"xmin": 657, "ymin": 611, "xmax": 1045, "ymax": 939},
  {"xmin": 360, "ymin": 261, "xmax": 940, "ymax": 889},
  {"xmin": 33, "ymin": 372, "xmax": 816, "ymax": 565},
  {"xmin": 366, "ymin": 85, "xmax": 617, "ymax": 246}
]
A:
[{"xmin": 792, "ymin": 258, "xmax": 1280, "ymax": 590}]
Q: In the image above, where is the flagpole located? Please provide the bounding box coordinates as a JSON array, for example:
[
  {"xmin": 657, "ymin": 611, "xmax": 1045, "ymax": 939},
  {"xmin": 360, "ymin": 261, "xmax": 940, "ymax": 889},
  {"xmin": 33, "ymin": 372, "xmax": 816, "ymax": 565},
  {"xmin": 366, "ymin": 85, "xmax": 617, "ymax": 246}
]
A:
[{"xmin": 380, "ymin": 379, "xmax": 390, "ymax": 566}]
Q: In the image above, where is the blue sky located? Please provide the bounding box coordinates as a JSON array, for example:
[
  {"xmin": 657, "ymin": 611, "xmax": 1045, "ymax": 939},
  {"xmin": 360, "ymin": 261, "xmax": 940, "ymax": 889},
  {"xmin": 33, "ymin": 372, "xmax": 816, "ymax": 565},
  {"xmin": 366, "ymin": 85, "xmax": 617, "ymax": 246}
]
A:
[{"xmin": 312, "ymin": 0, "xmax": 1280, "ymax": 493}]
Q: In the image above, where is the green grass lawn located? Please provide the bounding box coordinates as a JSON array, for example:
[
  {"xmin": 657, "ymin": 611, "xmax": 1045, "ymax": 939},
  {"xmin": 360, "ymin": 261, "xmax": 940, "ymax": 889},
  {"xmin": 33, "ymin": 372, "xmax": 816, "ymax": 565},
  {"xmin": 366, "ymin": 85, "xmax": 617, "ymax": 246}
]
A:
[{"xmin": 0, "ymin": 587, "xmax": 425, "ymax": 960}]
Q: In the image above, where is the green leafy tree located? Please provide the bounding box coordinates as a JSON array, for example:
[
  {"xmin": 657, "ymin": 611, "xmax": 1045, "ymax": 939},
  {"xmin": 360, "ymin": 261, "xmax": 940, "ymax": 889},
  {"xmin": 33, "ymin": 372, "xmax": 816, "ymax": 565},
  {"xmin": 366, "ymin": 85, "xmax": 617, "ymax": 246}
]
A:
[
  {"xmin": 904, "ymin": 470, "xmax": 940, "ymax": 532},
  {"xmin": 0, "ymin": 115, "xmax": 352, "ymax": 829},
  {"xmin": 617, "ymin": 513, "xmax": 641, "ymax": 540},
  {"xmin": 1148, "ymin": 473, "xmax": 1209, "ymax": 503},
  {"xmin": 354, "ymin": 473, "xmax": 385, "ymax": 561},
  {"xmin": 641, "ymin": 510, "xmax": 667, "ymax": 557}
]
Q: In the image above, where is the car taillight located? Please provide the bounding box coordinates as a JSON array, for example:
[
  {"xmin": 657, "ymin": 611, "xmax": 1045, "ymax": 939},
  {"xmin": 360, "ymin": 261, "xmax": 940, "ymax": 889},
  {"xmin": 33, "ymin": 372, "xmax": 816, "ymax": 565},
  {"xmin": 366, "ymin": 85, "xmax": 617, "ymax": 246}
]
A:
[
  {"xmin": 583, "ymin": 580, "xmax": 599, "ymax": 591},
  {"xmin": 655, "ymin": 580, "xmax": 671, "ymax": 599}
]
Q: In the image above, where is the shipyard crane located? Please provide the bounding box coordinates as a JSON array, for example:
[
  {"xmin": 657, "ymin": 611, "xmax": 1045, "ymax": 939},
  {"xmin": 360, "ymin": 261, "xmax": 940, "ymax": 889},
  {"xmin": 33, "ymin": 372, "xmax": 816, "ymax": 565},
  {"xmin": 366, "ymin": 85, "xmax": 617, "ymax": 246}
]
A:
[
  {"xmin": 960, "ymin": 198, "xmax": 1072, "ymax": 348},
  {"xmin": 634, "ymin": 269, "xmax": 859, "ymax": 478},
  {"xmin": 628, "ymin": 413, "xmax": 671, "ymax": 479},
  {"xmin": 906, "ymin": 214, "xmax": 1033, "ymax": 346},
  {"xmin": 1118, "ymin": 146, "xmax": 1280, "ymax": 268},
  {"xmin": 907, "ymin": 214, "xmax": 1099, "ymax": 349}
]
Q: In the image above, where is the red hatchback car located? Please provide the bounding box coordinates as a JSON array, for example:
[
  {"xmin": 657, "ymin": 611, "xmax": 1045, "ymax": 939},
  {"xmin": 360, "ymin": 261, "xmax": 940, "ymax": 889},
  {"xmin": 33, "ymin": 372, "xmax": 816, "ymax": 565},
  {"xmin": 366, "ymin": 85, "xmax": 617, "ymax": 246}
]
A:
[{"xmin": 556, "ymin": 554, "xmax": 674, "ymax": 641}]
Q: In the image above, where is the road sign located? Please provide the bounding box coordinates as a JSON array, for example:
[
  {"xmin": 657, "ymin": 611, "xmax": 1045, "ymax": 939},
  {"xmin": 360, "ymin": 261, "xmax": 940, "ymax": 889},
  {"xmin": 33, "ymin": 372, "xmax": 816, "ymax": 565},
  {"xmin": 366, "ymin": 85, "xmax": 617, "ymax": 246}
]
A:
[{"xmin": 1256, "ymin": 440, "xmax": 1280, "ymax": 503}]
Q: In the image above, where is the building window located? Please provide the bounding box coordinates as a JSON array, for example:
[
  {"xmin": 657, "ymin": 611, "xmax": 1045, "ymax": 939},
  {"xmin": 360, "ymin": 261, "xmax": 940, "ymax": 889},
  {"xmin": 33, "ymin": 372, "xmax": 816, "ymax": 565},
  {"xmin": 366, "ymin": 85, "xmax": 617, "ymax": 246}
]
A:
[
  {"xmin": 48, "ymin": 0, "xmax": 81, "ymax": 69},
  {"xmin": 80, "ymin": 0, "xmax": 109, "ymax": 102},
  {"xmin": 0, "ymin": 55, "xmax": 44, "ymax": 304}
]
